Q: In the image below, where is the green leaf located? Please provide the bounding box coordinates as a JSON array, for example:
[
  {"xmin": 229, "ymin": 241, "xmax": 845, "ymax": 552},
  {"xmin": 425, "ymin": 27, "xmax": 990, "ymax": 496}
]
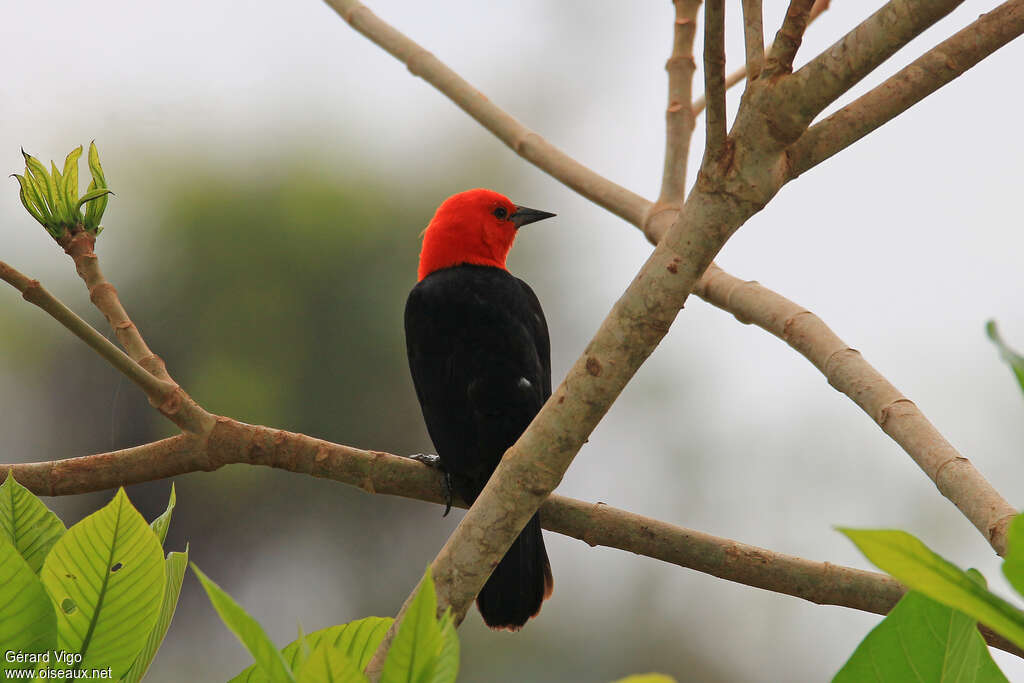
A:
[
  {"xmin": 294, "ymin": 641, "xmax": 368, "ymax": 683},
  {"xmin": 22, "ymin": 150, "xmax": 56, "ymax": 217},
  {"xmin": 62, "ymin": 145, "xmax": 83, "ymax": 223},
  {"xmin": 13, "ymin": 173, "xmax": 47, "ymax": 226},
  {"xmin": 40, "ymin": 487, "xmax": 166, "ymax": 678},
  {"xmin": 229, "ymin": 618, "xmax": 393, "ymax": 683},
  {"xmin": 840, "ymin": 528, "xmax": 1024, "ymax": 649},
  {"xmin": 0, "ymin": 470, "xmax": 66, "ymax": 573},
  {"xmin": 191, "ymin": 563, "xmax": 296, "ymax": 683},
  {"xmin": 0, "ymin": 535, "xmax": 57, "ymax": 672},
  {"xmin": 75, "ymin": 187, "xmax": 114, "ymax": 213},
  {"xmin": 833, "ymin": 590, "xmax": 1007, "ymax": 682},
  {"xmin": 49, "ymin": 161, "xmax": 73, "ymax": 225},
  {"xmin": 380, "ymin": 567, "xmax": 453, "ymax": 683},
  {"xmin": 1002, "ymin": 514, "xmax": 1024, "ymax": 598},
  {"xmin": 122, "ymin": 546, "xmax": 189, "ymax": 683},
  {"xmin": 610, "ymin": 676, "xmax": 678, "ymax": 683},
  {"xmin": 150, "ymin": 483, "xmax": 176, "ymax": 546},
  {"xmin": 87, "ymin": 141, "xmax": 109, "ymax": 225},
  {"xmin": 88, "ymin": 140, "xmax": 107, "ymax": 187},
  {"xmin": 987, "ymin": 321, "xmax": 1024, "ymax": 396},
  {"xmin": 428, "ymin": 609, "xmax": 459, "ymax": 683}
]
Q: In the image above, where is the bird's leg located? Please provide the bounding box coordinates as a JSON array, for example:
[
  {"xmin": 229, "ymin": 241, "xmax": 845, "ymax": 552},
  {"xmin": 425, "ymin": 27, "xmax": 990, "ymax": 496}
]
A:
[{"xmin": 407, "ymin": 453, "xmax": 453, "ymax": 516}]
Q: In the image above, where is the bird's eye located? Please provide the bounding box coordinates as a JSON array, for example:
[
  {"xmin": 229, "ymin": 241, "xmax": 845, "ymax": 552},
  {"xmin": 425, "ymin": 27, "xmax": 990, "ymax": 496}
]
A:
[{"xmin": 493, "ymin": 207, "xmax": 508, "ymax": 219}]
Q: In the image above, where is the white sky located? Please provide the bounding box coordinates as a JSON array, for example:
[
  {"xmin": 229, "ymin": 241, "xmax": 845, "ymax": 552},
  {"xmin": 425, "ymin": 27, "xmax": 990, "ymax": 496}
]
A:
[{"xmin": 2, "ymin": 1, "xmax": 1023, "ymax": 680}]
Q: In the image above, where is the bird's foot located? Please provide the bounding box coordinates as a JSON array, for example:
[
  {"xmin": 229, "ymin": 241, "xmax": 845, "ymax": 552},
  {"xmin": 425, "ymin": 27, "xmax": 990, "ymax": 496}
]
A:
[{"xmin": 407, "ymin": 453, "xmax": 453, "ymax": 517}]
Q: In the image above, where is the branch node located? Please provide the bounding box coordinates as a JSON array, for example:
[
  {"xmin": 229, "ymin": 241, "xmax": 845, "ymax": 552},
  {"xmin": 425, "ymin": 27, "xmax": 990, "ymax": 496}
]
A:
[{"xmin": 877, "ymin": 397, "xmax": 915, "ymax": 429}]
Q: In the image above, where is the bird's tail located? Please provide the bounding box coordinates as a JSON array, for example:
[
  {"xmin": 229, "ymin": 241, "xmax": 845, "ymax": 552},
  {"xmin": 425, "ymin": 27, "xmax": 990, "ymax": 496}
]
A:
[{"xmin": 476, "ymin": 512, "xmax": 553, "ymax": 630}]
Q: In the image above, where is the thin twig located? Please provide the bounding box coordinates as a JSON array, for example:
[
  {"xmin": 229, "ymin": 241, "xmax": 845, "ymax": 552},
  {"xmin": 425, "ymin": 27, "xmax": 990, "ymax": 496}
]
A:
[
  {"xmin": 657, "ymin": 0, "xmax": 702, "ymax": 208},
  {"xmin": 741, "ymin": 0, "xmax": 765, "ymax": 80},
  {"xmin": 693, "ymin": 0, "xmax": 830, "ymax": 115},
  {"xmin": 788, "ymin": 0, "xmax": 1024, "ymax": 179},
  {"xmin": 763, "ymin": 0, "xmax": 816, "ymax": 76},
  {"xmin": 0, "ymin": 260, "xmax": 213, "ymax": 434},
  {"xmin": 1, "ymin": 261, "xmax": 176, "ymax": 414},
  {"xmin": 693, "ymin": 264, "xmax": 1018, "ymax": 555},
  {"xmin": 59, "ymin": 231, "xmax": 173, "ymax": 382},
  {"xmin": 322, "ymin": 0, "xmax": 650, "ymax": 230},
  {"xmin": 702, "ymin": 0, "xmax": 727, "ymax": 163},
  {"xmin": 792, "ymin": 0, "xmax": 965, "ymax": 121}
]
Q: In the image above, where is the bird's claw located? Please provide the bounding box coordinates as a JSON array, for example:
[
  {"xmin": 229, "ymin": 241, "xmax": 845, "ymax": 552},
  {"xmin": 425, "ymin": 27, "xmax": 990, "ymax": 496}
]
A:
[{"xmin": 407, "ymin": 453, "xmax": 453, "ymax": 516}]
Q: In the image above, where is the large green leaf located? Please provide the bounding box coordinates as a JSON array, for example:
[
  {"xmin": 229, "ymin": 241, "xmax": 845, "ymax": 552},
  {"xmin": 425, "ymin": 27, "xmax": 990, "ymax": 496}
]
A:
[
  {"xmin": 229, "ymin": 618, "xmax": 393, "ymax": 682},
  {"xmin": 840, "ymin": 528, "xmax": 1024, "ymax": 648},
  {"xmin": 1003, "ymin": 514, "xmax": 1024, "ymax": 598},
  {"xmin": 0, "ymin": 535, "xmax": 56, "ymax": 673},
  {"xmin": 0, "ymin": 471, "xmax": 66, "ymax": 573},
  {"xmin": 150, "ymin": 484, "xmax": 176, "ymax": 547},
  {"xmin": 122, "ymin": 547, "xmax": 189, "ymax": 683},
  {"xmin": 192, "ymin": 563, "xmax": 296, "ymax": 683},
  {"xmin": 293, "ymin": 641, "xmax": 367, "ymax": 683},
  {"xmin": 380, "ymin": 568, "xmax": 457, "ymax": 683},
  {"xmin": 40, "ymin": 488, "xmax": 165, "ymax": 678},
  {"xmin": 986, "ymin": 321, "xmax": 1024, "ymax": 395},
  {"xmin": 833, "ymin": 590, "xmax": 1007, "ymax": 682}
]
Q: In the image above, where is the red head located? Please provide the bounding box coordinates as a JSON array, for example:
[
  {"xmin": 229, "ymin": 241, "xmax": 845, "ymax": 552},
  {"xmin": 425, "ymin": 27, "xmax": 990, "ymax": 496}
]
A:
[{"xmin": 417, "ymin": 189, "xmax": 555, "ymax": 281}]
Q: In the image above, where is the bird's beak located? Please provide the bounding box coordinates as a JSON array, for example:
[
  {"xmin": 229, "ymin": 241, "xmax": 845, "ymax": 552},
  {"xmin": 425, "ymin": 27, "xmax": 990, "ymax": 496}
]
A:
[{"xmin": 510, "ymin": 205, "xmax": 556, "ymax": 229}]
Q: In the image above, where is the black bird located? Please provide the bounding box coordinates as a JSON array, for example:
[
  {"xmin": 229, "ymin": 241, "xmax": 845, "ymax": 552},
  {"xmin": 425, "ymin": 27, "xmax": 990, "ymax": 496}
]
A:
[{"xmin": 404, "ymin": 188, "xmax": 555, "ymax": 630}]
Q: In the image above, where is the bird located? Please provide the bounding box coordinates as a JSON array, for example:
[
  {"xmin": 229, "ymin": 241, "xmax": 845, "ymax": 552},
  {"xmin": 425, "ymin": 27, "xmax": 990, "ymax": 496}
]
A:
[{"xmin": 404, "ymin": 188, "xmax": 556, "ymax": 630}]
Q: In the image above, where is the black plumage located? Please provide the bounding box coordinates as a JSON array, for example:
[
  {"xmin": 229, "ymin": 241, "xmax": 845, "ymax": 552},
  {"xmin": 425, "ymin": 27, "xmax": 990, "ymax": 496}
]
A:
[{"xmin": 405, "ymin": 263, "xmax": 553, "ymax": 629}]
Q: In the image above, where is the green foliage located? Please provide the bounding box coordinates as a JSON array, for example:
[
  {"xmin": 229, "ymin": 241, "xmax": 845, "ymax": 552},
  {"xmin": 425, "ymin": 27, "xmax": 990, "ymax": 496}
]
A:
[
  {"xmin": 833, "ymin": 590, "xmax": 1006, "ymax": 682},
  {"xmin": 986, "ymin": 321, "xmax": 1024, "ymax": 396},
  {"xmin": 0, "ymin": 477, "xmax": 185, "ymax": 681},
  {"xmin": 840, "ymin": 527, "xmax": 1024, "ymax": 649},
  {"xmin": 230, "ymin": 619, "xmax": 393, "ymax": 683},
  {"xmin": 837, "ymin": 516, "xmax": 1024, "ymax": 681},
  {"xmin": 0, "ymin": 534, "xmax": 56, "ymax": 674},
  {"xmin": 211, "ymin": 566, "xmax": 458, "ymax": 683},
  {"xmin": 379, "ymin": 567, "xmax": 459, "ymax": 683},
  {"xmin": 0, "ymin": 470, "xmax": 66, "ymax": 573},
  {"xmin": 11, "ymin": 142, "xmax": 112, "ymax": 239}
]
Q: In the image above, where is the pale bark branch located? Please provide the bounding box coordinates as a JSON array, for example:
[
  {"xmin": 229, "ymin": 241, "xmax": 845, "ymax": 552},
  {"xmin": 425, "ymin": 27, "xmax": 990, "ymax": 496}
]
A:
[
  {"xmin": 741, "ymin": 0, "xmax": 765, "ymax": 80},
  {"xmin": 4, "ymin": 431, "xmax": 1020, "ymax": 657},
  {"xmin": 789, "ymin": 0, "xmax": 1024, "ymax": 179},
  {"xmin": 791, "ymin": 0, "xmax": 965, "ymax": 121},
  {"xmin": 693, "ymin": 264, "xmax": 1018, "ymax": 555},
  {"xmin": 322, "ymin": 0, "xmax": 650, "ymax": 230},
  {"xmin": 325, "ymin": 0, "xmax": 1024, "ymax": 663},
  {"xmin": 764, "ymin": 0, "xmax": 816, "ymax": 76},
  {"xmin": 693, "ymin": 0, "xmax": 830, "ymax": 115},
  {"xmin": 0, "ymin": 259, "xmax": 213, "ymax": 434},
  {"xmin": 0, "ymin": 260, "xmax": 185, "ymax": 425},
  {"xmin": 59, "ymin": 231, "xmax": 174, "ymax": 384},
  {"xmin": 702, "ymin": 0, "xmax": 728, "ymax": 162},
  {"xmin": 657, "ymin": 0, "xmax": 702, "ymax": 208}
]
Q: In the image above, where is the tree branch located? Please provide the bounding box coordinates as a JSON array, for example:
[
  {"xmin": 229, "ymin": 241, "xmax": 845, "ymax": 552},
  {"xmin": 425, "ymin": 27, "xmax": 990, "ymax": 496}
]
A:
[
  {"xmin": 790, "ymin": 0, "xmax": 965, "ymax": 121},
  {"xmin": 692, "ymin": 0, "xmax": 830, "ymax": 115},
  {"xmin": 0, "ymin": 260, "xmax": 194, "ymax": 429},
  {"xmin": 59, "ymin": 231, "xmax": 174, "ymax": 383},
  {"xmin": 4, "ymin": 431, "xmax": 1020, "ymax": 657},
  {"xmin": 741, "ymin": 0, "xmax": 765, "ymax": 81},
  {"xmin": 764, "ymin": 0, "xmax": 816, "ymax": 76},
  {"xmin": 322, "ymin": 0, "xmax": 650, "ymax": 230},
  {"xmin": 702, "ymin": 0, "xmax": 728, "ymax": 163},
  {"xmin": 693, "ymin": 264, "xmax": 1018, "ymax": 555},
  {"xmin": 788, "ymin": 0, "xmax": 1024, "ymax": 179},
  {"xmin": 657, "ymin": 0, "xmax": 702, "ymax": 208}
]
